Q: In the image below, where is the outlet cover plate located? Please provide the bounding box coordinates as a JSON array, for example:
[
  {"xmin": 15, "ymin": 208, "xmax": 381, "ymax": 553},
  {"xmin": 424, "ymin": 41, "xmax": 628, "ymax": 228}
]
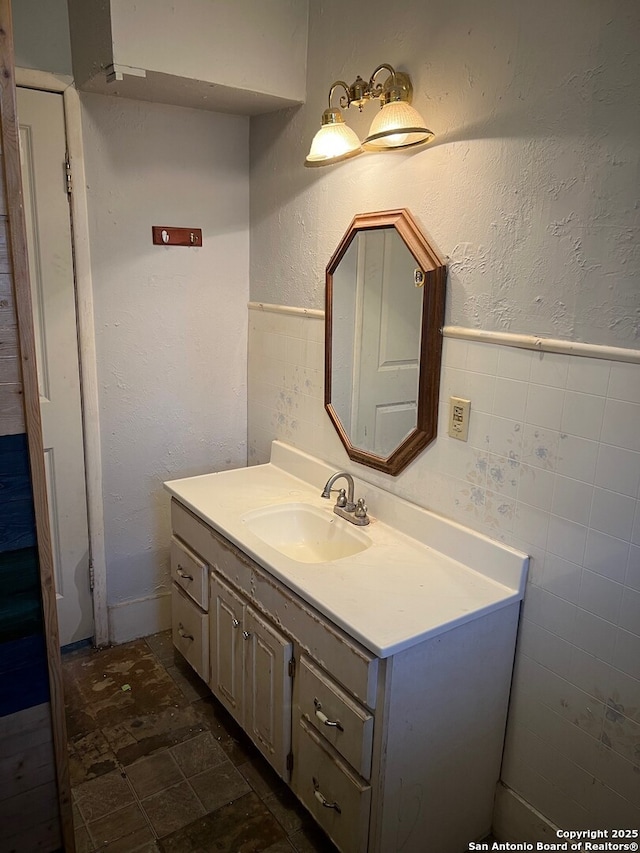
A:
[{"xmin": 448, "ymin": 397, "xmax": 471, "ymax": 441}]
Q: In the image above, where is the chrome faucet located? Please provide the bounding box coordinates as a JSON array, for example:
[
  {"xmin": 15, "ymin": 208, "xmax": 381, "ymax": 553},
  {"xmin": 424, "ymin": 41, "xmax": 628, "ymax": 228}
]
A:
[
  {"xmin": 321, "ymin": 471, "xmax": 356, "ymax": 511},
  {"xmin": 321, "ymin": 472, "xmax": 369, "ymax": 525}
]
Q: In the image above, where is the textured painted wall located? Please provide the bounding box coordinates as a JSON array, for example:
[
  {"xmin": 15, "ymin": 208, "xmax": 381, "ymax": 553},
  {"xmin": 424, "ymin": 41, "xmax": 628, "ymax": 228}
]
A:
[
  {"xmin": 80, "ymin": 94, "xmax": 249, "ymax": 627},
  {"xmin": 250, "ymin": 0, "xmax": 640, "ymax": 349}
]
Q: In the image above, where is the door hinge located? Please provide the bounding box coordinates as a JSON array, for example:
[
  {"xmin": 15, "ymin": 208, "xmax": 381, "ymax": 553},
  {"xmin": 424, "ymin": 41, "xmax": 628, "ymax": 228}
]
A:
[
  {"xmin": 65, "ymin": 157, "xmax": 72, "ymax": 196},
  {"xmin": 288, "ymin": 657, "xmax": 296, "ymax": 678},
  {"xmin": 89, "ymin": 559, "xmax": 95, "ymax": 591},
  {"xmin": 286, "ymin": 751, "xmax": 294, "ymax": 772}
]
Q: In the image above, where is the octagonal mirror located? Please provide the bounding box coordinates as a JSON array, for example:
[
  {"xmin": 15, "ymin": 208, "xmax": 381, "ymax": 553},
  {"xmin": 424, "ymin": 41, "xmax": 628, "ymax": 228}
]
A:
[{"xmin": 325, "ymin": 209, "xmax": 446, "ymax": 475}]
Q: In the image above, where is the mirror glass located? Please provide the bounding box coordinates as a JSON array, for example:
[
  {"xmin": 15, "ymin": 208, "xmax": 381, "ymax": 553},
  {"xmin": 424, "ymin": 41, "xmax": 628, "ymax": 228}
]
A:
[
  {"xmin": 331, "ymin": 227, "xmax": 423, "ymax": 458},
  {"xmin": 325, "ymin": 210, "xmax": 446, "ymax": 475}
]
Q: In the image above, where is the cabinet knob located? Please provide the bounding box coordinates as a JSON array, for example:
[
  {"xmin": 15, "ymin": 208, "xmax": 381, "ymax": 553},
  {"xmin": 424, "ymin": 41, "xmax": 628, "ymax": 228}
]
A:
[
  {"xmin": 176, "ymin": 565, "xmax": 194, "ymax": 581},
  {"xmin": 243, "ymin": 630, "xmax": 252, "ymax": 640},
  {"xmin": 232, "ymin": 618, "xmax": 240, "ymax": 628},
  {"xmin": 312, "ymin": 777, "xmax": 341, "ymax": 813}
]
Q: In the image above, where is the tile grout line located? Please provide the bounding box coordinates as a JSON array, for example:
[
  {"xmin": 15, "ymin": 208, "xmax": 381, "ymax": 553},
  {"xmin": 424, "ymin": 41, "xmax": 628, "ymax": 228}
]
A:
[{"xmin": 122, "ymin": 765, "xmax": 160, "ymax": 845}]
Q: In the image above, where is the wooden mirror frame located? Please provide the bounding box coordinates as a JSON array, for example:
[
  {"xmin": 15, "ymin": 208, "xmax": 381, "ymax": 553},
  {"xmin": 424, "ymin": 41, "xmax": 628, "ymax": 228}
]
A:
[{"xmin": 325, "ymin": 209, "xmax": 446, "ymax": 475}]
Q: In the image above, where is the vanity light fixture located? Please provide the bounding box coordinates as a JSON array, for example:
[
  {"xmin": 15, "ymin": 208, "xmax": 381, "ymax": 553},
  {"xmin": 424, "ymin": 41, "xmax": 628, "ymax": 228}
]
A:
[
  {"xmin": 305, "ymin": 101, "xmax": 363, "ymax": 167},
  {"xmin": 304, "ymin": 63, "xmax": 433, "ymax": 167}
]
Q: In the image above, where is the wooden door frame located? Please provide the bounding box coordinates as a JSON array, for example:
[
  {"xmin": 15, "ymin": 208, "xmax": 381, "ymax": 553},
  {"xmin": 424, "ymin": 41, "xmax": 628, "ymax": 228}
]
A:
[
  {"xmin": 15, "ymin": 67, "xmax": 108, "ymax": 647},
  {"xmin": 0, "ymin": 6, "xmax": 74, "ymax": 849}
]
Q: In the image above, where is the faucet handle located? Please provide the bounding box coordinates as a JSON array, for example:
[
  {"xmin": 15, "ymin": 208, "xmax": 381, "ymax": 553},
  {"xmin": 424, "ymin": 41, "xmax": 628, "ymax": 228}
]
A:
[
  {"xmin": 335, "ymin": 488, "xmax": 348, "ymax": 508},
  {"xmin": 355, "ymin": 498, "xmax": 369, "ymax": 521}
]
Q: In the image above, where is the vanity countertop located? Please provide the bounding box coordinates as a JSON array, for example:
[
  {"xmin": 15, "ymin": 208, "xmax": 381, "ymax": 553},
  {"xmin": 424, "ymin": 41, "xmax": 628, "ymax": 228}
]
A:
[{"xmin": 165, "ymin": 442, "xmax": 528, "ymax": 658}]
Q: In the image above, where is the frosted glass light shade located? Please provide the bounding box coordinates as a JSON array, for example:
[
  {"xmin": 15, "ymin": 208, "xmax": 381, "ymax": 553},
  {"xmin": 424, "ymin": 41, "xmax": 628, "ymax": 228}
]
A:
[
  {"xmin": 305, "ymin": 109, "xmax": 363, "ymax": 167},
  {"xmin": 363, "ymin": 100, "xmax": 433, "ymax": 150}
]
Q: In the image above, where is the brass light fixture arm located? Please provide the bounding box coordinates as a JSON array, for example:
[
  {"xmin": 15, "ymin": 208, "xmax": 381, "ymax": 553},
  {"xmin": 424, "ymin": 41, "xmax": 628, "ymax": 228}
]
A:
[
  {"xmin": 328, "ymin": 80, "xmax": 352, "ymax": 110},
  {"xmin": 368, "ymin": 63, "xmax": 398, "ymax": 97},
  {"xmin": 371, "ymin": 63, "xmax": 414, "ymax": 105}
]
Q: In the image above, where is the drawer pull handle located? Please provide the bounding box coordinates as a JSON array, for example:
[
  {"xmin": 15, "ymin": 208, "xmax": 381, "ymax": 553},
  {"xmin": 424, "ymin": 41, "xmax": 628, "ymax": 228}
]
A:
[
  {"xmin": 232, "ymin": 618, "xmax": 240, "ymax": 628},
  {"xmin": 243, "ymin": 630, "xmax": 252, "ymax": 640},
  {"xmin": 177, "ymin": 623, "xmax": 194, "ymax": 641},
  {"xmin": 313, "ymin": 698, "xmax": 344, "ymax": 732},
  {"xmin": 176, "ymin": 565, "xmax": 193, "ymax": 581},
  {"xmin": 313, "ymin": 777, "xmax": 341, "ymax": 813}
]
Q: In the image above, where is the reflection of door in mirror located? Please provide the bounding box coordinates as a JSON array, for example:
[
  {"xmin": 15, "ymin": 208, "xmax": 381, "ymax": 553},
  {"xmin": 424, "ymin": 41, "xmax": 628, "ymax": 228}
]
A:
[{"xmin": 333, "ymin": 229, "xmax": 422, "ymax": 458}]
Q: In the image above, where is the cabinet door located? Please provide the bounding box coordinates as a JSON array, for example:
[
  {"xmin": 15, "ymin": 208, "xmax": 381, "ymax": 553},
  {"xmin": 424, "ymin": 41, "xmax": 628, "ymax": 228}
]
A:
[
  {"xmin": 243, "ymin": 606, "xmax": 293, "ymax": 779},
  {"xmin": 210, "ymin": 573, "xmax": 244, "ymax": 722}
]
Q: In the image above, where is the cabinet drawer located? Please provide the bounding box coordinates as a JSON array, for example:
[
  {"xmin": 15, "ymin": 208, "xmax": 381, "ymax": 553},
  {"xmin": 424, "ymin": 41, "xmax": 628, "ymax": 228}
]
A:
[
  {"xmin": 293, "ymin": 717, "xmax": 370, "ymax": 853},
  {"xmin": 171, "ymin": 536, "xmax": 208, "ymax": 610},
  {"xmin": 297, "ymin": 655, "xmax": 373, "ymax": 779},
  {"xmin": 172, "ymin": 585, "xmax": 209, "ymax": 681}
]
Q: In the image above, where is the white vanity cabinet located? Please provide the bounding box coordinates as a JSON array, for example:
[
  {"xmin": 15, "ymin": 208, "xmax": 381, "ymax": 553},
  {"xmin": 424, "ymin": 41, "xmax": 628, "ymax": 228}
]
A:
[{"xmin": 169, "ymin": 494, "xmax": 522, "ymax": 853}]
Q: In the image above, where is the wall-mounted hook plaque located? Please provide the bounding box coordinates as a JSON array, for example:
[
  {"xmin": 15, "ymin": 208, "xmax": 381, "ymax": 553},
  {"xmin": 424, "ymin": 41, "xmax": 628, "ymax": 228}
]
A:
[{"xmin": 152, "ymin": 226, "xmax": 202, "ymax": 247}]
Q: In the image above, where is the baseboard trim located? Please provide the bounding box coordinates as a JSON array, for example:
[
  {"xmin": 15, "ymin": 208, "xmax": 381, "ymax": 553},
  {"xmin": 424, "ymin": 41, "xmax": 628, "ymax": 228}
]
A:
[
  {"xmin": 493, "ymin": 783, "xmax": 560, "ymax": 843},
  {"xmin": 107, "ymin": 593, "xmax": 171, "ymax": 644}
]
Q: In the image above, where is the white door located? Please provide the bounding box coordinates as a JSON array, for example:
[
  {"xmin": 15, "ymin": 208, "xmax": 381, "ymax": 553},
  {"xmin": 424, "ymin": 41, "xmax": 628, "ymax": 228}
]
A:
[
  {"xmin": 352, "ymin": 229, "xmax": 423, "ymax": 458},
  {"xmin": 17, "ymin": 87, "xmax": 93, "ymax": 646}
]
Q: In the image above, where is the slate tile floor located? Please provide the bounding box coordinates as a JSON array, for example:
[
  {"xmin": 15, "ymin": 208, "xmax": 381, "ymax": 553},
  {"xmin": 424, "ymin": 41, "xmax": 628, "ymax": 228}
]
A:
[{"xmin": 63, "ymin": 631, "xmax": 338, "ymax": 853}]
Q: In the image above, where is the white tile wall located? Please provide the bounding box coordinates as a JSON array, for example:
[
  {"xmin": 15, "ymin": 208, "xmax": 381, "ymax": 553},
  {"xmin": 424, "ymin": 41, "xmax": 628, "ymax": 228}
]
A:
[{"xmin": 247, "ymin": 306, "xmax": 640, "ymax": 828}]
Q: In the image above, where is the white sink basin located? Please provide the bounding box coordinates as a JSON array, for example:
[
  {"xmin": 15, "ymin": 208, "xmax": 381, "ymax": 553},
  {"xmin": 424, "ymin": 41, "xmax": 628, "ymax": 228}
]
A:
[{"xmin": 241, "ymin": 502, "xmax": 371, "ymax": 564}]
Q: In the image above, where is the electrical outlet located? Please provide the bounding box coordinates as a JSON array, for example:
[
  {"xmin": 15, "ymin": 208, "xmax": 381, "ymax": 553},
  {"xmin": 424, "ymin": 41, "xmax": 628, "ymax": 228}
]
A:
[{"xmin": 448, "ymin": 396, "xmax": 471, "ymax": 441}]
